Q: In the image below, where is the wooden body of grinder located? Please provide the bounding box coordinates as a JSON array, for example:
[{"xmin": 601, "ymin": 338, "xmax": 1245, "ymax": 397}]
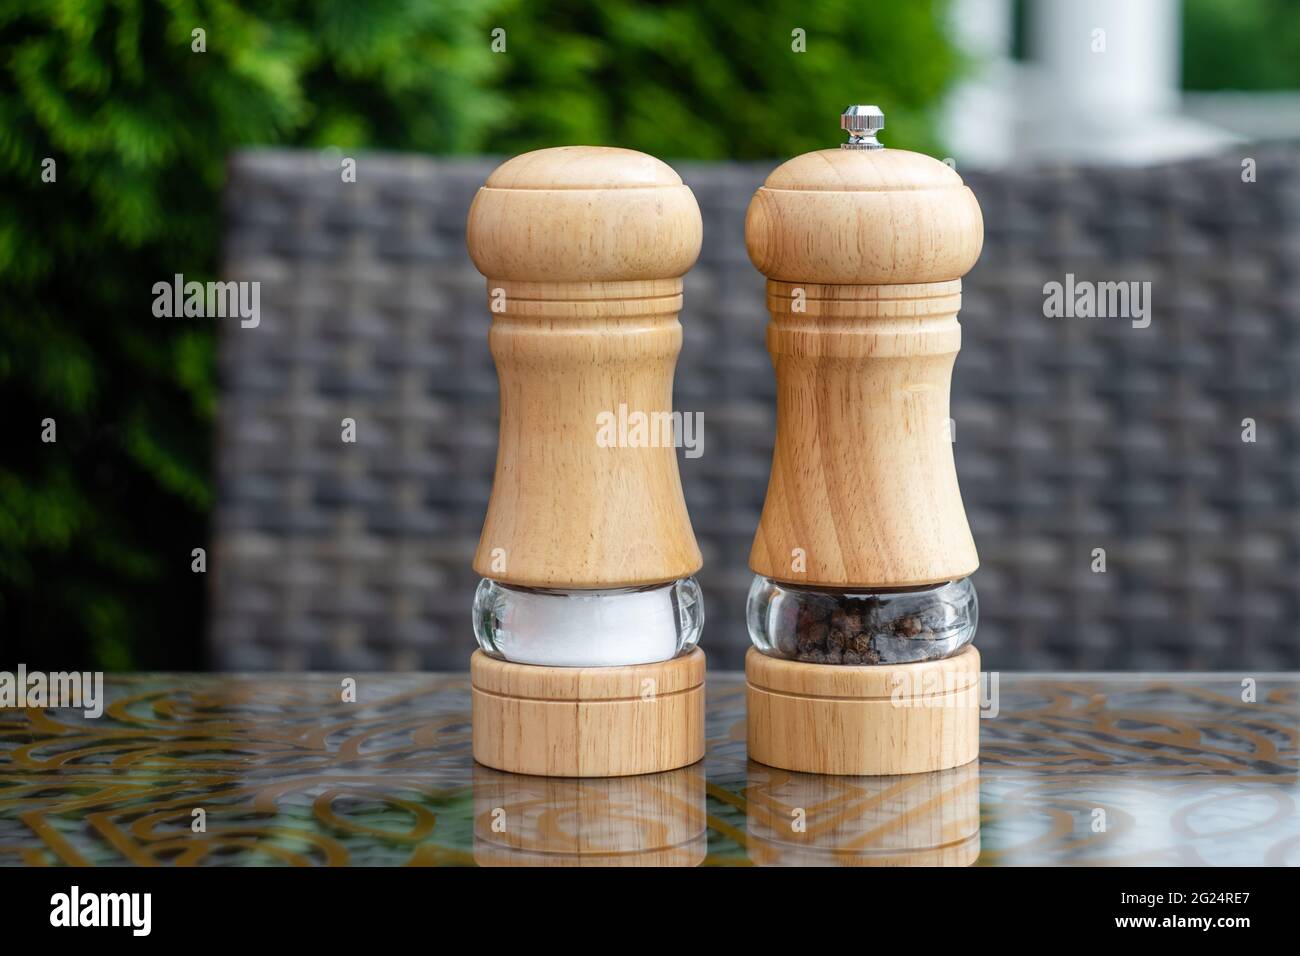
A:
[{"xmin": 744, "ymin": 107, "xmax": 983, "ymax": 776}]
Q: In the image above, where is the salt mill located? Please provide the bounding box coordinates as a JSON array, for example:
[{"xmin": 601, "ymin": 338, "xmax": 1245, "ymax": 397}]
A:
[
  {"xmin": 744, "ymin": 107, "xmax": 983, "ymax": 775},
  {"xmin": 466, "ymin": 146, "xmax": 706, "ymax": 777}
]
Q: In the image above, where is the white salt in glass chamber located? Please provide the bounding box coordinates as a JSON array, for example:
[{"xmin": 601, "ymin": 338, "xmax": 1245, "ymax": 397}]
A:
[{"xmin": 474, "ymin": 578, "xmax": 704, "ymax": 667}]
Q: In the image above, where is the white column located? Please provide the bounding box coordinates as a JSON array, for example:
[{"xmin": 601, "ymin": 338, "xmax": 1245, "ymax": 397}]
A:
[
  {"xmin": 942, "ymin": 0, "xmax": 1016, "ymax": 167},
  {"xmin": 1022, "ymin": 0, "xmax": 1236, "ymax": 163}
]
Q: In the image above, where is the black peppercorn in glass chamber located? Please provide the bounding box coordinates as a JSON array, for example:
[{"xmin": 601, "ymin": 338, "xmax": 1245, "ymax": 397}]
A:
[{"xmin": 746, "ymin": 577, "xmax": 978, "ymax": 665}]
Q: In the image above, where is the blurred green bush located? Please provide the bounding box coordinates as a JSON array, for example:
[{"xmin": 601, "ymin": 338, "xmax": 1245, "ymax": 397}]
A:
[
  {"xmin": 484, "ymin": 0, "xmax": 958, "ymax": 158},
  {"xmin": 1183, "ymin": 0, "xmax": 1300, "ymax": 90},
  {"xmin": 0, "ymin": 0, "xmax": 958, "ymax": 669}
]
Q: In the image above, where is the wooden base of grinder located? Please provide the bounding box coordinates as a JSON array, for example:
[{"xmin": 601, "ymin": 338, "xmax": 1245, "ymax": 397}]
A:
[
  {"xmin": 472, "ymin": 647, "xmax": 706, "ymax": 777},
  {"xmin": 746, "ymin": 645, "xmax": 980, "ymax": 776}
]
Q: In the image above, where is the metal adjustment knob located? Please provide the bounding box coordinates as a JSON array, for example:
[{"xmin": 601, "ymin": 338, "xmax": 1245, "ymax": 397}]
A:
[{"xmin": 841, "ymin": 105, "xmax": 884, "ymax": 150}]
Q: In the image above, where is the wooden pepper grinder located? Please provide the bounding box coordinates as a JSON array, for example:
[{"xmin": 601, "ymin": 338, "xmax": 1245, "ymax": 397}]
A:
[
  {"xmin": 466, "ymin": 146, "xmax": 706, "ymax": 778},
  {"xmin": 744, "ymin": 107, "xmax": 983, "ymax": 776}
]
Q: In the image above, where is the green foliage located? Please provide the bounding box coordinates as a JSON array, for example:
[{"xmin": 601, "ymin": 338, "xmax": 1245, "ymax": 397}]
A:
[
  {"xmin": 1183, "ymin": 0, "xmax": 1300, "ymax": 90},
  {"xmin": 0, "ymin": 1, "xmax": 958, "ymax": 669},
  {"xmin": 0, "ymin": 0, "xmax": 503, "ymax": 668},
  {"xmin": 484, "ymin": 0, "xmax": 961, "ymax": 158}
]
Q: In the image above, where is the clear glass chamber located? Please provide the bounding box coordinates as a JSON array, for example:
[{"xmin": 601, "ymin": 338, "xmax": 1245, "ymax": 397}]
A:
[
  {"xmin": 746, "ymin": 576, "xmax": 977, "ymax": 665},
  {"xmin": 473, "ymin": 577, "xmax": 704, "ymax": 667}
]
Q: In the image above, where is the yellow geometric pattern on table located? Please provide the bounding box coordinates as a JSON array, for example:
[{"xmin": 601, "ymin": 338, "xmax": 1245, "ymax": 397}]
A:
[{"xmin": 1, "ymin": 674, "xmax": 1297, "ymax": 865}]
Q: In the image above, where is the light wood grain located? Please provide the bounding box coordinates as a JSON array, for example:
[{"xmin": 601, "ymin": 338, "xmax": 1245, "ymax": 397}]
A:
[
  {"xmin": 746, "ymin": 646, "xmax": 981, "ymax": 776},
  {"xmin": 466, "ymin": 146, "xmax": 703, "ymax": 588},
  {"xmin": 472, "ymin": 648, "xmax": 706, "ymax": 777},
  {"xmin": 745, "ymin": 147, "xmax": 984, "ymax": 588},
  {"xmin": 745, "ymin": 148, "xmax": 983, "ymax": 285}
]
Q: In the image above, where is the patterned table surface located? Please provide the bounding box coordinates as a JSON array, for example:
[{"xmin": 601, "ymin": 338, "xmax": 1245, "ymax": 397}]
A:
[{"xmin": 1, "ymin": 673, "xmax": 1296, "ymax": 866}]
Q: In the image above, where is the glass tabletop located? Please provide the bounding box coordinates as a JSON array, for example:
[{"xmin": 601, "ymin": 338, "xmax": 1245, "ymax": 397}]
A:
[{"xmin": 1, "ymin": 672, "xmax": 1296, "ymax": 865}]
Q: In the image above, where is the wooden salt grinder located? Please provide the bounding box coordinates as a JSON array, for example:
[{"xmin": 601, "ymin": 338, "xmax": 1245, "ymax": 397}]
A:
[
  {"xmin": 466, "ymin": 146, "xmax": 706, "ymax": 778},
  {"xmin": 744, "ymin": 106, "xmax": 984, "ymax": 776}
]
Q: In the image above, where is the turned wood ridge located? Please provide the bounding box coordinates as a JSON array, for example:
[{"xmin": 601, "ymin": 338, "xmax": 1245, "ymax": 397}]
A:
[
  {"xmin": 466, "ymin": 146, "xmax": 704, "ymax": 589},
  {"xmin": 745, "ymin": 146, "xmax": 984, "ymax": 588}
]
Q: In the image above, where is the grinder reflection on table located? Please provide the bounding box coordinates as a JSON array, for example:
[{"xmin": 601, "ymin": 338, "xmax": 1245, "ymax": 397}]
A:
[
  {"xmin": 472, "ymin": 764, "xmax": 707, "ymax": 867},
  {"xmin": 746, "ymin": 761, "xmax": 981, "ymax": 866}
]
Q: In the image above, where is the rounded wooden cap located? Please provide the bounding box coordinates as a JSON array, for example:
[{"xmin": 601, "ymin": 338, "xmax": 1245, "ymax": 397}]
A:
[
  {"xmin": 467, "ymin": 146, "xmax": 703, "ymax": 283},
  {"xmin": 745, "ymin": 147, "xmax": 984, "ymax": 285}
]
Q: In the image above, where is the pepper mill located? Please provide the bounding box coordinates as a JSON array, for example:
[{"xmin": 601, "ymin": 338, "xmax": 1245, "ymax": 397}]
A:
[
  {"xmin": 744, "ymin": 107, "xmax": 982, "ymax": 776},
  {"xmin": 466, "ymin": 146, "xmax": 706, "ymax": 778}
]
